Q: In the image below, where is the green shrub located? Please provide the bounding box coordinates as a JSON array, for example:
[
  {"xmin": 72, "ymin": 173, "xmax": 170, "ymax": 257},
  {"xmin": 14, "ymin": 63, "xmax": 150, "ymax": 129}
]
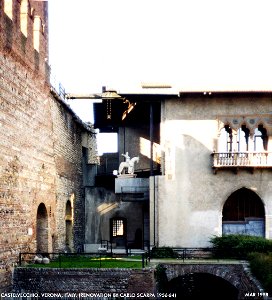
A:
[
  {"xmin": 248, "ymin": 252, "xmax": 272, "ymax": 294},
  {"xmin": 210, "ymin": 235, "xmax": 272, "ymax": 259},
  {"xmin": 151, "ymin": 247, "xmax": 178, "ymax": 258}
]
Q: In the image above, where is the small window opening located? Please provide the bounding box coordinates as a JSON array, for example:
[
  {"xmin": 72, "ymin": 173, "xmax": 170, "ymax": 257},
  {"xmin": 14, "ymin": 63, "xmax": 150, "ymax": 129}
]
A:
[{"xmin": 112, "ymin": 219, "xmax": 124, "ymax": 237}]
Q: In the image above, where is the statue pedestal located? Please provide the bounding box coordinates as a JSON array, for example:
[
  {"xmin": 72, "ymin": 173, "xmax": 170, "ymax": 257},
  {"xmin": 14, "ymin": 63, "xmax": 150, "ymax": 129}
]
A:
[
  {"xmin": 115, "ymin": 177, "xmax": 149, "ymax": 195},
  {"xmin": 117, "ymin": 174, "xmax": 137, "ymax": 178}
]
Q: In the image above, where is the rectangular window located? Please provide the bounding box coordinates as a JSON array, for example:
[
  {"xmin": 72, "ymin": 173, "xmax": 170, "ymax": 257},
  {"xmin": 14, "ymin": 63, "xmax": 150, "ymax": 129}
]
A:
[{"xmin": 112, "ymin": 219, "xmax": 124, "ymax": 237}]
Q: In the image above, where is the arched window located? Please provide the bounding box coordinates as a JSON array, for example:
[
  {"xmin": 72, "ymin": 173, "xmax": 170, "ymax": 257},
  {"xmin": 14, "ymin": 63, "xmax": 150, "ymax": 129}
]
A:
[
  {"xmin": 4, "ymin": 0, "xmax": 13, "ymax": 19},
  {"xmin": 218, "ymin": 126, "xmax": 232, "ymax": 152},
  {"xmin": 222, "ymin": 188, "xmax": 265, "ymax": 237},
  {"xmin": 237, "ymin": 125, "xmax": 249, "ymax": 152},
  {"xmin": 219, "ymin": 124, "xmax": 268, "ymax": 153},
  {"xmin": 20, "ymin": 0, "xmax": 28, "ymax": 37},
  {"xmin": 254, "ymin": 125, "xmax": 268, "ymax": 151}
]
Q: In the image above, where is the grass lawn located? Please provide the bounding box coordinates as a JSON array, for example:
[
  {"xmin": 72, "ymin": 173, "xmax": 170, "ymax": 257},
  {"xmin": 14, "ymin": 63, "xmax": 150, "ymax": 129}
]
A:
[{"xmin": 27, "ymin": 255, "xmax": 145, "ymax": 269}]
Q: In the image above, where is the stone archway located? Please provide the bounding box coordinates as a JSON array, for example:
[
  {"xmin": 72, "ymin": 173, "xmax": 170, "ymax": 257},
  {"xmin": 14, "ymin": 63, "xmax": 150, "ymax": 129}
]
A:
[
  {"xmin": 65, "ymin": 200, "xmax": 73, "ymax": 251},
  {"xmin": 168, "ymin": 272, "xmax": 238, "ymax": 300},
  {"xmin": 222, "ymin": 188, "xmax": 265, "ymax": 237},
  {"xmin": 160, "ymin": 263, "xmax": 262, "ymax": 300},
  {"xmin": 36, "ymin": 203, "xmax": 49, "ymax": 253}
]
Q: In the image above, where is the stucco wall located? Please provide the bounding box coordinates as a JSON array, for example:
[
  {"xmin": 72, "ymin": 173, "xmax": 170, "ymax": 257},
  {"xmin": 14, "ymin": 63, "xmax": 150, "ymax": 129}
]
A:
[{"xmin": 155, "ymin": 95, "xmax": 272, "ymax": 247}]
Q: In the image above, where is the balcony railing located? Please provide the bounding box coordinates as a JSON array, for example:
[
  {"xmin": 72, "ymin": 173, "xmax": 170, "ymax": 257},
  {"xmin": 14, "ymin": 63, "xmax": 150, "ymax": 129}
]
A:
[{"xmin": 212, "ymin": 151, "xmax": 272, "ymax": 169}]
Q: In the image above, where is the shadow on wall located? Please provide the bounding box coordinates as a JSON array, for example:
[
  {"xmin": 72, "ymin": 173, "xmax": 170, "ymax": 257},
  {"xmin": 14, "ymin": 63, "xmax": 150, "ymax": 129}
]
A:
[{"xmin": 85, "ymin": 187, "xmax": 145, "ymax": 247}]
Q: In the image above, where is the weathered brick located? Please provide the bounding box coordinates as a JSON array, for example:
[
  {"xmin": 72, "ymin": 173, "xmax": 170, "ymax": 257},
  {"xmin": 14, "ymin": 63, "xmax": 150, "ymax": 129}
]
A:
[
  {"xmin": 0, "ymin": 0, "xmax": 98, "ymax": 290},
  {"xmin": 13, "ymin": 268, "xmax": 156, "ymax": 295}
]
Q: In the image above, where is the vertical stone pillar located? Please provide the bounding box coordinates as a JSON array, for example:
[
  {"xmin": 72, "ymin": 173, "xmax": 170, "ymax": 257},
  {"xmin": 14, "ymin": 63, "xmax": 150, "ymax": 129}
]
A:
[
  {"xmin": 265, "ymin": 215, "xmax": 272, "ymax": 239},
  {"xmin": 149, "ymin": 176, "xmax": 159, "ymax": 248},
  {"xmin": 232, "ymin": 129, "xmax": 238, "ymax": 152}
]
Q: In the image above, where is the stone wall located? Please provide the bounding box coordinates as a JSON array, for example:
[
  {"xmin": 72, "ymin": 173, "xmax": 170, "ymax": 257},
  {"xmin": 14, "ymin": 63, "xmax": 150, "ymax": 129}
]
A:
[
  {"xmin": 0, "ymin": 32, "xmax": 55, "ymax": 290},
  {"xmin": 13, "ymin": 268, "xmax": 155, "ymax": 296},
  {"xmin": 50, "ymin": 96, "xmax": 90, "ymax": 253},
  {"xmin": 12, "ymin": 264, "xmax": 265, "ymax": 299},
  {"xmin": 160, "ymin": 263, "xmax": 265, "ymax": 300}
]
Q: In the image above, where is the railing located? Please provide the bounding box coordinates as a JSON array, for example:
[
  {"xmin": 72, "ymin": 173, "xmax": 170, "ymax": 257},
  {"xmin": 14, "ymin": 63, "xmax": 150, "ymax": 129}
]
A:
[
  {"xmin": 127, "ymin": 240, "xmax": 151, "ymax": 258},
  {"xmin": 151, "ymin": 247, "xmax": 214, "ymax": 262},
  {"xmin": 49, "ymin": 68, "xmax": 66, "ymax": 101},
  {"xmin": 101, "ymin": 239, "xmax": 150, "ymax": 258},
  {"xmin": 212, "ymin": 151, "xmax": 272, "ymax": 168},
  {"xmin": 174, "ymin": 248, "xmax": 214, "ymax": 261},
  {"xmin": 151, "ymin": 247, "xmax": 251, "ymax": 261}
]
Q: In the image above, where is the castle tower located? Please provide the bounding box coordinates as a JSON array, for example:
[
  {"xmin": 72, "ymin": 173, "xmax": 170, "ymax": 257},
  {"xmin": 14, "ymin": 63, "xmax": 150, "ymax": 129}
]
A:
[{"xmin": 0, "ymin": 0, "xmax": 49, "ymax": 81}]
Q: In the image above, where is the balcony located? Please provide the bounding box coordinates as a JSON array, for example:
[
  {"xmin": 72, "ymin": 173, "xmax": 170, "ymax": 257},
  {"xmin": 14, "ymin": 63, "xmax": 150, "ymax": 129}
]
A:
[{"xmin": 212, "ymin": 151, "xmax": 272, "ymax": 173}]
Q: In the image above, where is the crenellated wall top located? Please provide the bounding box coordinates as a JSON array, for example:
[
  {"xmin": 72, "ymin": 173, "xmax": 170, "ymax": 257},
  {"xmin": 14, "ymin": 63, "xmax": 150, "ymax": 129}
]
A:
[{"xmin": 0, "ymin": 0, "xmax": 49, "ymax": 79}]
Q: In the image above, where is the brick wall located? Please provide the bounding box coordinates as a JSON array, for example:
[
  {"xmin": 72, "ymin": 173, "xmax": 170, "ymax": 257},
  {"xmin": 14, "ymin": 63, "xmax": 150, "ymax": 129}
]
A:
[
  {"xmin": 50, "ymin": 97, "xmax": 96, "ymax": 253},
  {"xmin": 13, "ymin": 268, "xmax": 156, "ymax": 295},
  {"xmin": 0, "ymin": 0, "xmax": 49, "ymax": 82},
  {"xmin": 0, "ymin": 51, "xmax": 56, "ymax": 290},
  {"xmin": 161, "ymin": 263, "xmax": 265, "ymax": 298},
  {"xmin": 0, "ymin": 0, "xmax": 97, "ymax": 290}
]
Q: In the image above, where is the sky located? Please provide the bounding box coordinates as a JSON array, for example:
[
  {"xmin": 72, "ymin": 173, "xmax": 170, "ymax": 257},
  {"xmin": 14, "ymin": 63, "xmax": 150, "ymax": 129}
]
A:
[{"xmin": 48, "ymin": 0, "xmax": 272, "ymax": 151}]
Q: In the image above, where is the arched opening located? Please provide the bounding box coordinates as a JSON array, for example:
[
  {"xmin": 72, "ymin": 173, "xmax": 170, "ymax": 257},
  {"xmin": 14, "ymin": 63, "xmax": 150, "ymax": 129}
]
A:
[
  {"xmin": 167, "ymin": 273, "xmax": 238, "ymax": 300},
  {"xmin": 218, "ymin": 125, "xmax": 233, "ymax": 152},
  {"xmin": 65, "ymin": 200, "xmax": 73, "ymax": 252},
  {"xmin": 218, "ymin": 124, "xmax": 268, "ymax": 153},
  {"xmin": 222, "ymin": 188, "xmax": 265, "ymax": 237},
  {"xmin": 238, "ymin": 125, "xmax": 250, "ymax": 152},
  {"xmin": 254, "ymin": 125, "xmax": 268, "ymax": 151},
  {"xmin": 36, "ymin": 203, "xmax": 49, "ymax": 253}
]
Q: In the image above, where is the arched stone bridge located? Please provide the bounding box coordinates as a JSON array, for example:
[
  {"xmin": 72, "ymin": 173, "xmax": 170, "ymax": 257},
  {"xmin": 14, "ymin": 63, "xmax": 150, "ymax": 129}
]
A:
[{"xmin": 159, "ymin": 263, "xmax": 266, "ymax": 300}]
